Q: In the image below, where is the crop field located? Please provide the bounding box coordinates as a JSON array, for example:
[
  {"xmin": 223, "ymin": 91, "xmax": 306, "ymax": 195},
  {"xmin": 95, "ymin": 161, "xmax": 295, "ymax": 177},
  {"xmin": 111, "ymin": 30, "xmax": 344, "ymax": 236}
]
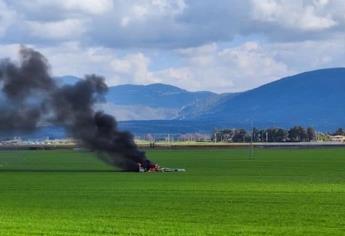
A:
[{"xmin": 0, "ymin": 148, "xmax": 345, "ymax": 236}]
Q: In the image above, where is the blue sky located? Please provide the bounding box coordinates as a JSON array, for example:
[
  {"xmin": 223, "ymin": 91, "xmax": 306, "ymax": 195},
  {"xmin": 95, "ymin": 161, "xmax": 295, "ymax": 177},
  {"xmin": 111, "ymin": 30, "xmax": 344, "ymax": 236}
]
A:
[{"xmin": 0, "ymin": 0, "xmax": 345, "ymax": 92}]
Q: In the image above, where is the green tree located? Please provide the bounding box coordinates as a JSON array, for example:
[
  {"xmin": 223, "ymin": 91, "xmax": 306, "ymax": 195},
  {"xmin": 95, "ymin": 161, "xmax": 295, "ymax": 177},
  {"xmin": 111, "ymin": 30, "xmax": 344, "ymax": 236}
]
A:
[
  {"xmin": 220, "ymin": 129, "xmax": 234, "ymax": 142},
  {"xmin": 306, "ymin": 127, "xmax": 316, "ymax": 141},
  {"xmin": 232, "ymin": 129, "xmax": 247, "ymax": 142},
  {"xmin": 212, "ymin": 129, "xmax": 235, "ymax": 142},
  {"xmin": 252, "ymin": 128, "xmax": 260, "ymax": 142},
  {"xmin": 288, "ymin": 126, "xmax": 308, "ymax": 142},
  {"xmin": 267, "ymin": 128, "xmax": 288, "ymax": 142},
  {"xmin": 334, "ymin": 128, "xmax": 345, "ymax": 135}
]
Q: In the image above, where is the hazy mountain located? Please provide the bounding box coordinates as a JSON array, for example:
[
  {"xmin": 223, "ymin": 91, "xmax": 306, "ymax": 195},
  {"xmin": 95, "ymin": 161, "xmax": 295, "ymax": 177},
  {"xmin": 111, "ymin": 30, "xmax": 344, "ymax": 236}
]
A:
[
  {"xmin": 189, "ymin": 68, "xmax": 345, "ymax": 130},
  {"xmin": 102, "ymin": 83, "xmax": 219, "ymax": 120},
  {"xmin": 54, "ymin": 78, "xmax": 220, "ymax": 121},
  {"xmin": 27, "ymin": 68, "xmax": 345, "ymax": 137},
  {"xmin": 106, "ymin": 83, "xmax": 217, "ymax": 108},
  {"xmin": 177, "ymin": 92, "xmax": 240, "ymax": 119}
]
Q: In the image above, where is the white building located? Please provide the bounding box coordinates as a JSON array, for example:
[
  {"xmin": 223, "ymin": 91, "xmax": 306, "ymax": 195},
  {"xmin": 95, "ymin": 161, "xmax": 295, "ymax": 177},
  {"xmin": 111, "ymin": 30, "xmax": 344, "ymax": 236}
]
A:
[{"xmin": 329, "ymin": 135, "xmax": 345, "ymax": 142}]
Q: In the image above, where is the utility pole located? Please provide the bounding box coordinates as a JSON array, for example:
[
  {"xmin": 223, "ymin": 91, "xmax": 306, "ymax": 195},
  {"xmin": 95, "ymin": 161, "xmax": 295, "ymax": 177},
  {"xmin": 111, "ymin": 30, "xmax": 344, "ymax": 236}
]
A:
[
  {"xmin": 251, "ymin": 121, "xmax": 254, "ymax": 158},
  {"xmin": 266, "ymin": 131, "xmax": 268, "ymax": 142}
]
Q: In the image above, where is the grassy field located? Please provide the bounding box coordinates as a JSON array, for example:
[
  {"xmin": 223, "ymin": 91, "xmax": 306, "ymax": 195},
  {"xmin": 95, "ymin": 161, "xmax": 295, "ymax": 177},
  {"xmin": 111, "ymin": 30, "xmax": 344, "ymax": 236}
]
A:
[{"xmin": 0, "ymin": 148, "xmax": 344, "ymax": 235}]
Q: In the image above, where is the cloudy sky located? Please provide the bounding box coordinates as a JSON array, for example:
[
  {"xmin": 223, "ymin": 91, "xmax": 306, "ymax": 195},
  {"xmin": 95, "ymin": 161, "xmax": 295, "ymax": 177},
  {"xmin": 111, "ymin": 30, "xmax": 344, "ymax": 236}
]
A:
[{"xmin": 0, "ymin": 0, "xmax": 344, "ymax": 93}]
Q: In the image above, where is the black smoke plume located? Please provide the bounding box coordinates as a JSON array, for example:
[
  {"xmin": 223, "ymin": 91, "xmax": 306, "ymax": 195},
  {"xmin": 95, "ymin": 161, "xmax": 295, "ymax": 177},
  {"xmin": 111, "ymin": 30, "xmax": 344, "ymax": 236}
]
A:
[{"xmin": 0, "ymin": 46, "xmax": 150, "ymax": 171}]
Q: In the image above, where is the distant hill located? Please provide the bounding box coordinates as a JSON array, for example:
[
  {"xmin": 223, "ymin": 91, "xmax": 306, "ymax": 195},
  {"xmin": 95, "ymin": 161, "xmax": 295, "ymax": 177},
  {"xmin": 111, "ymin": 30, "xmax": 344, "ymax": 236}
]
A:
[
  {"xmin": 54, "ymin": 78, "xmax": 220, "ymax": 121},
  {"xmin": 188, "ymin": 68, "xmax": 345, "ymax": 130},
  {"xmin": 18, "ymin": 68, "xmax": 345, "ymax": 137},
  {"xmin": 177, "ymin": 92, "xmax": 240, "ymax": 119},
  {"xmin": 102, "ymin": 83, "xmax": 219, "ymax": 120},
  {"xmin": 106, "ymin": 83, "xmax": 217, "ymax": 108}
]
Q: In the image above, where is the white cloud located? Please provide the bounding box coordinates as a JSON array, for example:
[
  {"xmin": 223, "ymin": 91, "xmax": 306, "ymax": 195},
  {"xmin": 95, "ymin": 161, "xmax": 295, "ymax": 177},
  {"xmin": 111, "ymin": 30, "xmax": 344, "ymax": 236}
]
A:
[
  {"xmin": 119, "ymin": 0, "xmax": 186, "ymax": 27},
  {"xmin": 0, "ymin": 43, "xmax": 20, "ymax": 59},
  {"xmin": 46, "ymin": 42, "xmax": 276, "ymax": 93},
  {"xmin": 110, "ymin": 53, "xmax": 158, "ymax": 85},
  {"xmin": 154, "ymin": 42, "xmax": 290, "ymax": 92},
  {"xmin": 1, "ymin": 0, "xmax": 345, "ymax": 93},
  {"xmin": 130, "ymin": 0, "xmax": 186, "ymax": 17},
  {"xmin": 3, "ymin": 0, "xmax": 345, "ymax": 47},
  {"xmin": 26, "ymin": 19, "xmax": 87, "ymax": 40},
  {"xmin": 36, "ymin": 42, "xmax": 116, "ymax": 78},
  {"xmin": 59, "ymin": 0, "xmax": 114, "ymax": 15},
  {"xmin": 268, "ymin": 37, "xmax": 345, "ymax": 71},
  {"xmin": 0, "ymin": 0, "xmax": 16, "ymax": 36},
  {"xmin": 251, "ymin": 0, "xmax": 337, "ymax": 31},
  {"xmin": 1, "ymin": 37, "xmax": 345, "ymax": 93},
  {"xmin": 30, "ymin": 43, "xmax": 157, "ymax": 86},
  {"xmin": 12, "ymin": 0, "xmax": 113, "ymax": 16}
]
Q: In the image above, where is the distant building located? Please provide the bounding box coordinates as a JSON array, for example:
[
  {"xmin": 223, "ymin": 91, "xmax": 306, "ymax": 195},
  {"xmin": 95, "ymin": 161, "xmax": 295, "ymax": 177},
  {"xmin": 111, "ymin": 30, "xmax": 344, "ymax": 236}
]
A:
[{"xmin": 329, "ymin": 135, "xmax": 345, "ymax": 142}]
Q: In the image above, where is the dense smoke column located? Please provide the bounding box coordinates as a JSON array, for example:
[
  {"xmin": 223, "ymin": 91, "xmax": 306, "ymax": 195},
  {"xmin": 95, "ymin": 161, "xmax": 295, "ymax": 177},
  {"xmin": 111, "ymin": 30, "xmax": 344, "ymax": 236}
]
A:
[
  {"xmin": 50, "ymin": 76, "xmax": 148, "ymax": 170},
  {"xmin": 0, "ymin": 46, "xmax": 149, "ymax": 171},
  {"xmin": 0, "ymin": 47, "xmax": 55, "ymax": 132}
]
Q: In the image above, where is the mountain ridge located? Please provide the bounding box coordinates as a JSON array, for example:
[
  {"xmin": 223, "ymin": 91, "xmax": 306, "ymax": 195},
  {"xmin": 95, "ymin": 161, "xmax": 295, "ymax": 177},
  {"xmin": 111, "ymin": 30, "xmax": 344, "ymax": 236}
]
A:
[
  {"xmin": 54, "ymin": 68, "xmax": 345, "ymax": 133},
  {"xmin": 189, "ymin": 67, "xmax": 345, "ymax": 130}
]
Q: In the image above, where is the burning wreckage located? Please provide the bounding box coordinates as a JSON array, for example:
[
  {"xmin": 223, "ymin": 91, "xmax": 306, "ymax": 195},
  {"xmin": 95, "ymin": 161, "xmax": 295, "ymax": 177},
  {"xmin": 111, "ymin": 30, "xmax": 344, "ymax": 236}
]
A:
[
  {"xmin": 0, "ymin": 46, "xmax": 185, "ymax": 172},
  {"xmin": 137, "ymin": 160, "xmax": 186, "ymax": 172}
]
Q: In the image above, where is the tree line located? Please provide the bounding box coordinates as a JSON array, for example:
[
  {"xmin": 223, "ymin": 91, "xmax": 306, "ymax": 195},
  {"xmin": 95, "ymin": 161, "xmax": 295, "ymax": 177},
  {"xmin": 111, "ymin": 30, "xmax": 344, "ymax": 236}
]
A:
[
  {"xmin": 333, "ymin": 128, "xmax": 345, "ymax": 136},
  {"xmin": 212, "ymin": 126, "xmax": 344, "ymax": 143}
]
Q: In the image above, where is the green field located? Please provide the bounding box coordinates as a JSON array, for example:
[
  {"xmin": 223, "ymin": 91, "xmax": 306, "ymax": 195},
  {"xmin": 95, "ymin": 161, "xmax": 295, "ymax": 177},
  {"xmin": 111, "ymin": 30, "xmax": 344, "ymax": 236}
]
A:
[{"xmin": 0, "ymin": 148, "xmax": 344, "ymax": 235}]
